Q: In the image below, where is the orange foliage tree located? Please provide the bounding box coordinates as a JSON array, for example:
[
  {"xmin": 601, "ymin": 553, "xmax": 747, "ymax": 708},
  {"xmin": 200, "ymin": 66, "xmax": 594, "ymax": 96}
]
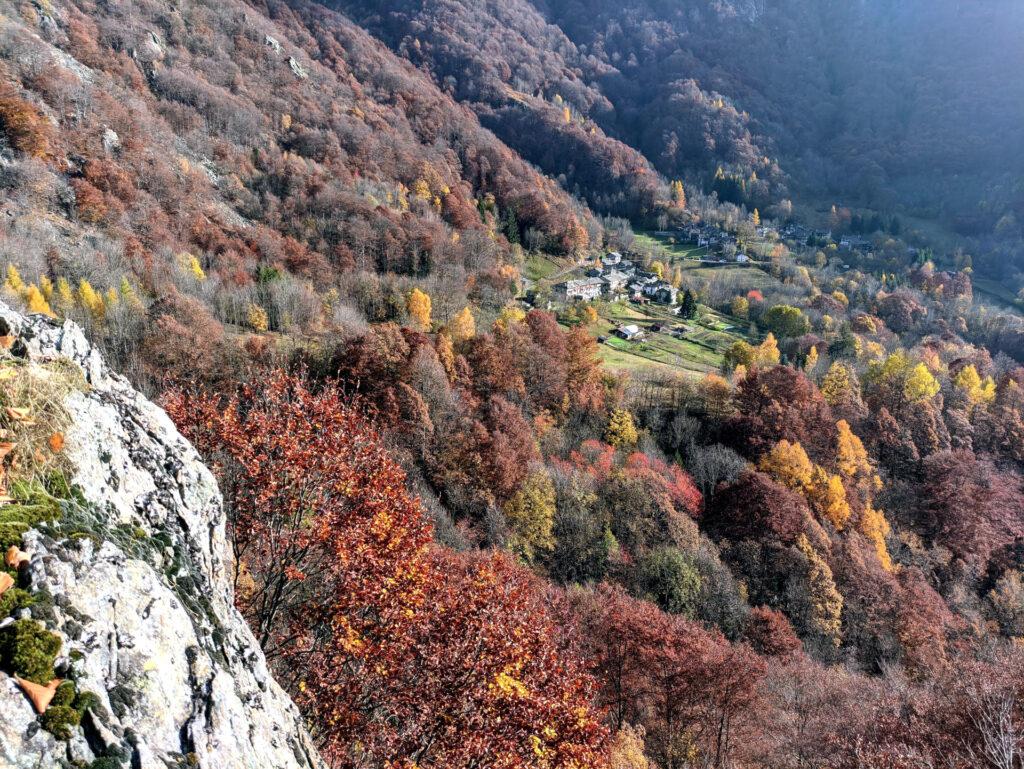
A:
[{"xmin": 166, "ymin": 371, "xmax": 608, "ymax": 769}]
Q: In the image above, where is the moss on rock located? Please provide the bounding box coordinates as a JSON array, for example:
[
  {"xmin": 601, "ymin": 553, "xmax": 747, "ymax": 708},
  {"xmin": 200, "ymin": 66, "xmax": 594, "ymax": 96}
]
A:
[{"xmin": 0, "ymin": 617, "xmax": 61, "ymax": 683}]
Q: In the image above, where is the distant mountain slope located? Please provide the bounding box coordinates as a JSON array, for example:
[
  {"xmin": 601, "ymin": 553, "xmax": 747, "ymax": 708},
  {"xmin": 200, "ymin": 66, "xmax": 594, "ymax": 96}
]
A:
[
  {"xmin": 535, "ymin": 0, "xmax": 1024, "ymax": 219},
  {"xmin": 329, "ymin": 0, "xmax": 1024, "ymax": 269},
  {"xmin": 322, "ymin": 0, "xmax": 674, "ymax": 220}
]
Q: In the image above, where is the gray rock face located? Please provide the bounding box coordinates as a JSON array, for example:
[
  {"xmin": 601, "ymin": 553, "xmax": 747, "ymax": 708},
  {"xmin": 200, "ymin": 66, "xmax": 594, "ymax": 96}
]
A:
[{"xmin": 0, "ymin": 304, "xmax": 324, "ymax": 769}]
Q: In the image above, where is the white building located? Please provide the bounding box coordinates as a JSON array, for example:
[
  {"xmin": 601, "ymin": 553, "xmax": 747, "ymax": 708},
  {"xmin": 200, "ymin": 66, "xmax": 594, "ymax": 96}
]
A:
[{"xmin": 555, "ymin": 277, "xmax": 604, "ymax": 302}]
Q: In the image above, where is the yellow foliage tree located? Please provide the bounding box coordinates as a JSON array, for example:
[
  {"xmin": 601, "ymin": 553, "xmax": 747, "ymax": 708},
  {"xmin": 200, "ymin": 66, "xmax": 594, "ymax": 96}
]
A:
[
  {"xmin": 411, "ymin": 179, "xmax": 431, "ymax": 200},
  {"xmin": 25, "ymin": 284, "xmax": 54, "ymax": 317},
  {"xmin": 406, "ymin": 288, "xmax": 432, "ymax": 331},
  {"xmin": 39, "ymin": 275, "xmax": 53, "ymax": 301},
  {"xmin": 449, "ymin": 307, "xmax": 476, "ymax": 343},
  {"xmin": 119, "ymin": 277, "xmax": 144, "ymax": 311},
  {"xmin": 752, "ymin": 333, "xmax": 781, "ymax": 367},
  {"xmin": 562, "ymin": 105, "xmax": 572, "ymax": 124},
  {"xmin": 55, "ymin": 278, "xmax": 74, "ymax": 315},
  {"xmin": 503, "ymin": 470, "xmax": 557, "ymax": 563},
  {"xmin": 246, "ymin": 303, "xmax": 269, "ymax": 333},
  {"xmin": 494, "ymin": 304, "xmax": 526, "ymax": 332},
  {"xmin": 859, "ymin": 504, "xmax": 893, "ymax": 571},
  {"xmin": 77, "ymin": 279, "xmax": 105, "ymax": 320},
  {"xmin": 953, "ymin": 364, "xmax": 996, "ymax": 405},
  {"xmin": 435, "ymin": 332, "xmax": 456, "ymax": 380},
  {"xmin": 796, "ymin": 534, "xmax": 844, "ymax": 648},
  {"xmin": 5, "ymin": 264, "xmax": 24, "ymax": 294},
  {"xmin": 582, "ymin": 305, "xmax": 599, "ymax": 326},
  {"xmin": 671, "ymin": 267, "xmax": 683, "ymax": 289},
  {"xmin": 700, "ymin": 373, "xmax": 733, "ymax": 421},
  {"xmin": 670, "ymin": 180, "xmax": 686, "ymax": 209},
  {"xmin": 805, "ymin": 345, "xmax": 819, "ymax": 374},
  {"xmin": 821, "ymin": 363, "xmax": 855, "ymax": 407},
  {"xmin": 608, "ymin": 724, "xmax": 653, "ymax": 769},
  {"xmin": 731, "ymin": 295, "xmax": 749, "ymax": 318},
  {"xmin": 650, "ymin": 261, "xmax": 666, "ymax": 279},
  {"xmin": 605, "ymin": 408, "xmax": 639, "ymax": 448},
  {"xmin": 835, "ymin": 420, "xmax": 873, "ymax": 482},
  {"xmin": 759, "ymin": 440, "xmax": 814, "ymax": 491},
  {"xmin": 808, "ymin": 467, "xmax": 851, "ymax": 530},
  {"xmin": 904, "ymin": 363, "xmax": 940, "ymax": 402},
  {"xmin": 179, "ymin": 253, "xmax": 206, "ymax": 281},
  {"xmin": 751, "ymin": 208, "xmax": 761, "ymax": 226}
]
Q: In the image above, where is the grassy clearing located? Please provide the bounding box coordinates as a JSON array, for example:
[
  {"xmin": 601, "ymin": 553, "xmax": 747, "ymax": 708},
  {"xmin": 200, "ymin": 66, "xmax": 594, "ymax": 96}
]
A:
[
  {"xmin": 632, "ymin": 232, "xmax": 708, "ymax": 264},
  {"xmin": 588, "ymin": 299, "xmax": 751, "ymax": 376},
  {"xmin": 973, "ymin": 277, "xmax": 1023, "ymax": 315},
  {"xmin": 523, "ymin": 253, "xmax": 566, "ymax": 282}
]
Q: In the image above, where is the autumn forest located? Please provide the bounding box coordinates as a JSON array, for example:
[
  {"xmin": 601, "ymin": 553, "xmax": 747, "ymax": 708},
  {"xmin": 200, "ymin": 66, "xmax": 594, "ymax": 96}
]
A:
[{"xmin": 2, "ymin": 0, "xmax": 1024, "ymax": 767}]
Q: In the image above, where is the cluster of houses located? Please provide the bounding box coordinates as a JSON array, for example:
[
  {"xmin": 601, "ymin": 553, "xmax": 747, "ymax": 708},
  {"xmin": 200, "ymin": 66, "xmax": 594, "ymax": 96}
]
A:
[
  {"xmin": 780, "ymin": 223, "xmax": 832, "ymax": 243},
  {"xmin": 839, "ymin": 235, "xmax": 872, "ymax": 252},
  {"xmin": 554, "ymin": 252, "xmax": 679, "ymax": 306},
  {"xmin": 777, "ymin": 223, "xmax": 874, "ymax": 253},
  {"xmin": 678, "ymin": 223, "xmax": 737, "ymax": 252}
]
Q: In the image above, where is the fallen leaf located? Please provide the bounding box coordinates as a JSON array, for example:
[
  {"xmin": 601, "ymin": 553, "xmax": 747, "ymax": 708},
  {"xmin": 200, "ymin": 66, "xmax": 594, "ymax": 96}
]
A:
[
  {"xmin": 4, "ymin": 545, "xmax": 28, "ymax": 570},
  {"xmin": 14, "ymin": 677, "xmax": 62, "ymax": 714},
  {"xmin": 0, "ymin": 572, "xmax": 12, "ymax": 595},
  {"xmin": 0, "ymin": 336, "xmax": 14, "ymax": 350},
  {"xmin": 5, "ymin": 407, "xmax": 33, "ymax": 424},
  {"xmin": 48, "ymin": 433, "xmax": 64, "ymax": 453}
]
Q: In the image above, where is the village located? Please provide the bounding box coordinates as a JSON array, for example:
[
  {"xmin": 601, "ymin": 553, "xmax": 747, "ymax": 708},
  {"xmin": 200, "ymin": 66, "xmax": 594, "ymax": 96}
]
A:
[
  {"xmin": 519, "ymin": 214, "xmax": 890, "ymax": 376},
  {"xmin": 521, "ymin": 223, "xmax": 774, "ymax": 375}
]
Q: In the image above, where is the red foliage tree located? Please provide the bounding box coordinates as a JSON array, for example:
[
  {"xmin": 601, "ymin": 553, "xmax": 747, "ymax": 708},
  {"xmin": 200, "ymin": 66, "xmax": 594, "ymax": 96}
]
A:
[
  {"xmin": 166, "ymin": 371, "xmax": 609, "ymax": 768},
  {"xmin": 570, "ymin": 584, "xmax": 767, "ymax": 769},
  {"xmin": 744, "ymin": 606, "xmax": 802, "ymax": 658},
  {"xmin": 706, "ymin": 470, "xmax": 808, "ymax": 544},
  {"xmin": 919, "ymin": 449, "xmax": 1024, "ymax": 567},
  {"xmin": 725, "ymin": 366, "xmax": 836, "ymax": 461}
]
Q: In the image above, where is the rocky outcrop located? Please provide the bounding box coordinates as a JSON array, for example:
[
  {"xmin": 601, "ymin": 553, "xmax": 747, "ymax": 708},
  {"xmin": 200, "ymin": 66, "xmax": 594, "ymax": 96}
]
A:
[{"xmin": 0, "ymin": 303, "xmax": 324, "ymax": 769}]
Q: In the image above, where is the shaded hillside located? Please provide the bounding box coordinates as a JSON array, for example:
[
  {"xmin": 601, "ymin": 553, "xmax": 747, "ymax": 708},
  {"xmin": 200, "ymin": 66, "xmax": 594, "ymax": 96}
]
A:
[
  {"xmin": 322, "ymin": 0, "xmax": 676, "ymax": 220},
  {"xmin": 330, "ymin": 0, "xmax": 1024, "ymax": 278}
]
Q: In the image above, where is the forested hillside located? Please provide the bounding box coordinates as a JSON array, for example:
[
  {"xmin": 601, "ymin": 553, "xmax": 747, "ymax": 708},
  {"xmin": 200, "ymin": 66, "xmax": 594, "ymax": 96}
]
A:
[
  {"xmin": 341, "ymin": 0, "xmax": 1024, "ymax": 280},
  {"xmin": 3, "ymin": 0, "xmax": 1024, "ymax": 767}
]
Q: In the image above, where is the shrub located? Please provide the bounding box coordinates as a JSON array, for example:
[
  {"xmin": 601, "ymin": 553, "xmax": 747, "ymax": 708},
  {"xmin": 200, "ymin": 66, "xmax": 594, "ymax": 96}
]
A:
[
  {"xmin": 633, "ymin": 547, "xmax": 702, "ymax": 617},
  {"xmin": 0, "ymin": 89, "xmax": 51, "ymax": 157}
]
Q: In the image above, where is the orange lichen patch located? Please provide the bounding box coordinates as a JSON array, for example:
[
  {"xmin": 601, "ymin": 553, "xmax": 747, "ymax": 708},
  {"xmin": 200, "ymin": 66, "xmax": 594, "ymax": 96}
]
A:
[
  {"xmin": 14, "ymin": 676, "xmax": 62, "ymax": 714},
  {"xmin": 4, "ymin": 545, "xmax": 28, "ymax": 569},
  {"xmin": 0, "ymin": 572, "xmax": 13, "ymax": 595}
]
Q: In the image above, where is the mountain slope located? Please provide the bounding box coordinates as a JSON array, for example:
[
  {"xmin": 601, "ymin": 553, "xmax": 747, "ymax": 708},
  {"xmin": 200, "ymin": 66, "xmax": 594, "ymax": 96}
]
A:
[{"xmin": 322, "ymin": 0, "xmax": 673, "ymax": 220}]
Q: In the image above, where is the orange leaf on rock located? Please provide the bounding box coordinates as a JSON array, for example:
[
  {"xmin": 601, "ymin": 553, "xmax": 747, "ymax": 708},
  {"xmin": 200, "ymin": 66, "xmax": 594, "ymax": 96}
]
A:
[
  {"xmin": 14, "ymin": 677, "xmax": 62, "ymax": 714},
  {"xmin": 5, "ymin": 545, "xmax": 29, "ymax": 570},
  {"xmin": 48, "ymin": 433, "xmax": 65, "ymax": 453}
]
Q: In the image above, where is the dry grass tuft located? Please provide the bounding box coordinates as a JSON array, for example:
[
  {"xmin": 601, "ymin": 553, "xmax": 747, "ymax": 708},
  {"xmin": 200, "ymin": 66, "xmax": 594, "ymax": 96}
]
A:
[{"xmin": 0, "ymin": 358, "xmax": 82, "ymax": 493}]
